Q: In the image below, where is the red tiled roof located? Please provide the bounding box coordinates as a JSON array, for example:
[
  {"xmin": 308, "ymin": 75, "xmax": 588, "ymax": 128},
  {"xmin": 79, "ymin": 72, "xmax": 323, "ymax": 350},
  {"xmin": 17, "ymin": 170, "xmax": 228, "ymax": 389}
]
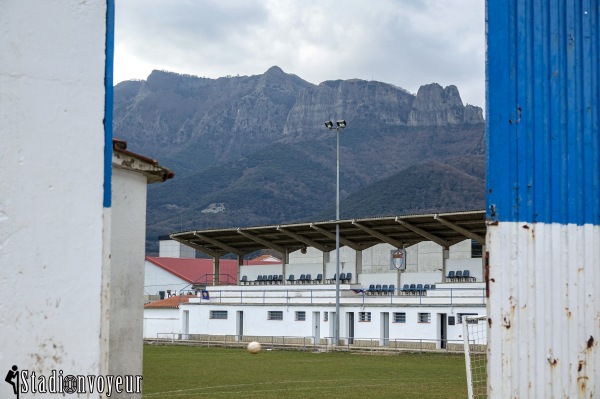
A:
[
  {"xmin": 145, "ymin": 256, "xmax": 283, "ymax": 285},
  {"xmin": 145, "ymin": 256, "xmax": 238, "ymax": 284},
  {"xmin": 144, "ymin": 294, "xmax": 196, "ymax": 309}
]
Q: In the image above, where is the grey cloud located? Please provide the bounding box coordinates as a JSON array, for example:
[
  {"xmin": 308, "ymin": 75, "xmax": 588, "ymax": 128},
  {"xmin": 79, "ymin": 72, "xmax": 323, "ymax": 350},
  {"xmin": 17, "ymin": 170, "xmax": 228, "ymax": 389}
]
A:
[{"xmin": 115, "ymin": 0, "xmax": 485, "ymax": 108}]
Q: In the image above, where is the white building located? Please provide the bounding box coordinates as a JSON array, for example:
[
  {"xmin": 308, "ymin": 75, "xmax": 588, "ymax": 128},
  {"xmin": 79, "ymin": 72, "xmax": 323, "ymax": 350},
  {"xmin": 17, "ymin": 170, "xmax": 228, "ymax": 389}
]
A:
[
  {"xmin": 145, "ymin": 211, "xmax": 487, "ymax": 350},
  {"xmin": 144, "ymin": 240, "xmax": 281, "ymax": 299}
]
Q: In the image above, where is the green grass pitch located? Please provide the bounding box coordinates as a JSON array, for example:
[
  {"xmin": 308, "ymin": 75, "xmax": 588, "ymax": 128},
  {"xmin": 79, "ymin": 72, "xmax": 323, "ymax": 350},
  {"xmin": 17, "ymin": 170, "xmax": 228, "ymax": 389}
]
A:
[{"xmin": 142, "ymin": 344, "xmax": 468, "ymax": 398}]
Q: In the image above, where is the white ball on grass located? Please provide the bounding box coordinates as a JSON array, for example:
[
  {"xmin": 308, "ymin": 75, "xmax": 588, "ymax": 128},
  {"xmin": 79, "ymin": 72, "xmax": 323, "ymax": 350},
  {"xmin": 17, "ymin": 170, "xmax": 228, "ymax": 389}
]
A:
[{"xmin": 247, "ymin": 341, "xmax": 261, "ymax": 354}]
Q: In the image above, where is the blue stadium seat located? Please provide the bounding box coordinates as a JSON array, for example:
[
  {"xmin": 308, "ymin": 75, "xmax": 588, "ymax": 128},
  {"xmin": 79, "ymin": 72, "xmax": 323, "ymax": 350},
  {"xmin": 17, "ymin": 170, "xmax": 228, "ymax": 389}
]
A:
[
  {"xmin": 299, "ymin": 274, "xmax": 306, "ymax": 284},
  {"xmin": 267, "ymin": 275, "xmax": 273, "ymax": 285},
  {"xmin": 388, "ymin": 284, "xmax": 395, "ymax": 295},
  {"xmin": 416, "ymin": 284, "xmax": 423, "ymax": 294},
  {"xmin": 402, "ymin": 284, "xmax": 410, "ymax": 295},
  {"xmin": 381, "ymin": 284, "xmax": 389, "ymax": 295},
  {"xmin": 375, "ymin": 284, "xmax": 382, "ymax": 295},
  {"xmin": 367, "ymin": 284, "xmax": 375, "ymax": 295},
  {"xmin": 255, "ymin": 275, "xmax": 263, "ymax": 285},
  {"xmin": 343, "ymin": 273, "xmax": 352, "ymax": 283},
  {"xmin": 409, "ymin": 284, "xmax": 417, "ymax": 295},
  {"xmin": 314, "ymin": 274, "xmax": 323, "ymax": 284},
  {"xmin": 305, "ymin": 274, "xmax": 312, "ymax": 284},
  {"xmin": 423, "ymin": 284, "xmax": 430, "ymax": 291},
  {"xmin": 240, "ymin": 275, "xmax": 247, "ymax": 285},
  {"xmin": 463, "ymin": 270, "xmax": 474, "ymax": 282},
  {"xmin": 455, "ymin": 271, "xmax": 463, "ymax": 281},
  {"xmin": 286, "ymin": 274, "xmax": 295, "ymax": 284},
  {"xmin": 338, "ymin": 273, "xmax": 346, "ymax": 284},
  {"xmin": 447, "ymin": 271, "xmax": 455, "ymax": 281}
]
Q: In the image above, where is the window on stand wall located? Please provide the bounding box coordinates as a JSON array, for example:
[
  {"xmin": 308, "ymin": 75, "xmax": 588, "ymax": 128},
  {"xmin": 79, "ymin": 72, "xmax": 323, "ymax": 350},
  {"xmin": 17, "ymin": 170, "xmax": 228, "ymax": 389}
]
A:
[
  {"xmin": 268, "ymin": 311, "xmax": 283, "ymax": 320},
  {"xmin": 457, "ymin": 313, "xmax": 479, "ymax": 324},
  {"xmin": 209, "ymin": 310, "xmax": 228, "ymax": 319},
  {"xmin": 295, "ymin": 311, "xmax": 306, "ymax": 321},
  {"xmin": 393, "ymin": 312, "xmax": 406, "ymax": 323},
  {"xmin": 471, "ymin": 240, "xmax": 483, "ymax": 258},
  {"xmin": 359, "ymin": 312, "xmax": 371, "ymax": 322},
  {"xmin": 418, "ymin": 313, "xmax": 431, "ymax": 323}
]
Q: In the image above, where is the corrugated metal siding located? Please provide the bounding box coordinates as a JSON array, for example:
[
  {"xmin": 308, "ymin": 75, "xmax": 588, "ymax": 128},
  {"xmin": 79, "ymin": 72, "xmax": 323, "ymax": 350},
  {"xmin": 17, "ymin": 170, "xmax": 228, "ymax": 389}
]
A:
[
  {"xmin": 487, "ymin": 224, "xmax": 600, "ymax": 398},
  {"xmin": 487, "ymin": 1, "xmax": 600, "ymax": 398},
  {"xmin": 487, "ymin": 0, "xmax": 599, "ymax": 225}
]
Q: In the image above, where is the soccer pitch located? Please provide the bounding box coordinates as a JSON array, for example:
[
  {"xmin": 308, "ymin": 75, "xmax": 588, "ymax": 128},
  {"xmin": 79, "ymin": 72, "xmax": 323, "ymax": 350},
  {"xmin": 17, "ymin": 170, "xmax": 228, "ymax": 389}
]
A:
[{"xmin": 143, "ymin": 344, "xmax": 468, "ymax": 398}]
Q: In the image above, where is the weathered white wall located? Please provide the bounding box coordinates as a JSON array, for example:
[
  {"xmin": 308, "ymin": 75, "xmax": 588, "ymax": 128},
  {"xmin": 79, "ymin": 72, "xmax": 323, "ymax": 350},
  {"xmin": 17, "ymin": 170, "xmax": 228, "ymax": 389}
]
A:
[
  {"xmin": 109, "ymin": 167, "xmax": 147, "ymax": 393},
  {"xmin": 487, "ymin": 223, "xmax": 600, "ymax": 398},
  {"xmin": 143, "ymin": 308, "xmax": 180, "ymax": 339},
  {"xmin": 0, "ymin": 0, "xmax": 109, "ymax": 387}
]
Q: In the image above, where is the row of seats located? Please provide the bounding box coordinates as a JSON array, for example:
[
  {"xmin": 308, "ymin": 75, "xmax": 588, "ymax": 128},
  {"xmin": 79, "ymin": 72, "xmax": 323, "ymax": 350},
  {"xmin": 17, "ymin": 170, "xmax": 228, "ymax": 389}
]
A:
[
  {"xmin": 287, "ymin": 274, "xmax": 322, "ymax": 284},
  {"xmin": 447, "ymin": 270, "xmax": 476, "ymax": 282},
  {"xmin": 326, "ymin": 273, "xmax": 352, "ymax": 284},
  {"xmin": 239, "ymin": 273, "xmax": 353, "ymax": 285},
  {"xmin": 365, "ymin": 283, "xmax": 437, "ymax": 296},
  {"xmin": 366, "ymin": 284, "xmax": 395, "ymax": 295},
  {"xmin": 400, "ymin": 283, "xmax": 436, "ymax": 295},
  {"xmin": 240, "ymin": 275, "xmax": 284, "ymax": 285}
]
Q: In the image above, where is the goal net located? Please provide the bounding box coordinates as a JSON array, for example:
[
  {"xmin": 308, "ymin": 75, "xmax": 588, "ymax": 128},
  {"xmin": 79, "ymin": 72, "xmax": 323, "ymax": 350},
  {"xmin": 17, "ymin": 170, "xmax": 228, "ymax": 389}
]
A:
[{"xmin": 463, "ymin": 315, "xmax": 488, "ymax": 399}]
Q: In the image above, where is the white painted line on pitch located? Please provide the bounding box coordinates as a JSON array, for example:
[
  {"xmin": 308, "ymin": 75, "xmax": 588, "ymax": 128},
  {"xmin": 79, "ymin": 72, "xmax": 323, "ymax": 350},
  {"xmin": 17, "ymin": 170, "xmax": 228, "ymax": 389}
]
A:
[
  {"xmin": 143, "ymin": 378, "xmax": 398, "ymax": 397},
  {"xmin": 146, "ymin": 382, "xmax": 397, "ymax": 398}
]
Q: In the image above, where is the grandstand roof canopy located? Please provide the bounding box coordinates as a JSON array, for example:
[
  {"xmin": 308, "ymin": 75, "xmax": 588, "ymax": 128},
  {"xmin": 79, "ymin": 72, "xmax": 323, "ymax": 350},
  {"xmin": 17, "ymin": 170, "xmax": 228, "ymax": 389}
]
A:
[{"xmin": 170, "ymin": 210, "xmax": 487, "ymax": 258}]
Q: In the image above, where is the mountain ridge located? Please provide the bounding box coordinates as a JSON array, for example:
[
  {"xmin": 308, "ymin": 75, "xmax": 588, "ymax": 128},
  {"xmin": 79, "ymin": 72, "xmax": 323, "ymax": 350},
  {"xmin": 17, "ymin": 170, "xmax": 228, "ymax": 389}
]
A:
[{"xmin": 112, "ymin": 67, "xmax": 485, "ymax": 254}]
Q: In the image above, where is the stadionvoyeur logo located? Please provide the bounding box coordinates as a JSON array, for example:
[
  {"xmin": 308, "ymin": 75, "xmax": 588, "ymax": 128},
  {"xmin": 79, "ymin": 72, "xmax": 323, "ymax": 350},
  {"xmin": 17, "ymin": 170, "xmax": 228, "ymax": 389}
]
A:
[{"xmin": 5, "ymin": 365, "xmax": 142, "ymax": 397}]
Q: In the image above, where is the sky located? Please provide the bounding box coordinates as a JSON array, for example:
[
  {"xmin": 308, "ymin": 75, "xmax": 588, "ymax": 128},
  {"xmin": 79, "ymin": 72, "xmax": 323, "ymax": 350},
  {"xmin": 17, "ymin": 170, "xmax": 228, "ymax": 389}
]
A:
[{"xmin": 114, "ymin": 0, "xmax": 486, "ymax": 109}]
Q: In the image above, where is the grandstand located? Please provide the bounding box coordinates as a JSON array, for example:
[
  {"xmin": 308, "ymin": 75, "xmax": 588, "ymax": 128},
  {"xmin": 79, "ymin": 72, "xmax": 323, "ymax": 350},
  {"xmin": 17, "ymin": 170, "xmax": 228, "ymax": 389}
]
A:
[{"xmin": 144, "ymin": 210, "xmax": 487, "ymax": 350}]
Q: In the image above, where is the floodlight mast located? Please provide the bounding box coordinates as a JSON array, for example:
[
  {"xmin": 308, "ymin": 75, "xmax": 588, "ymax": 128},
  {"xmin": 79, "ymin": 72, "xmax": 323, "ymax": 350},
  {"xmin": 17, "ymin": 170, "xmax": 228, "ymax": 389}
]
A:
[{"xmin": 324, "ymin": 119, "xmax": 346, "ymax": 346}]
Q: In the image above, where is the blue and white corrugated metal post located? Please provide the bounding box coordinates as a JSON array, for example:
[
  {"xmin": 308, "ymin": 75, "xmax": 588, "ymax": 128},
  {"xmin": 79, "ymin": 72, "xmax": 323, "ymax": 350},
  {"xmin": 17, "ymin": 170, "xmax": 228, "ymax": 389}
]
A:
[{"xmin": 487, "ymin": 0, "xmax": 599, "ymax": 397}]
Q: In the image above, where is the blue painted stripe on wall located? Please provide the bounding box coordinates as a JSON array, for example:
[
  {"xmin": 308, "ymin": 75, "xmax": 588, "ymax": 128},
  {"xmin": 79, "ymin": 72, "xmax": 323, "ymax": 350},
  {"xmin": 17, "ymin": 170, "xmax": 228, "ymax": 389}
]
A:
[
  {"xmin": 487, "ymin": 0, "xmax": 600, "ymax": 225},
  {"xmin": 103, "ymin": 0, "xmax": 114, "ymax": 208}
]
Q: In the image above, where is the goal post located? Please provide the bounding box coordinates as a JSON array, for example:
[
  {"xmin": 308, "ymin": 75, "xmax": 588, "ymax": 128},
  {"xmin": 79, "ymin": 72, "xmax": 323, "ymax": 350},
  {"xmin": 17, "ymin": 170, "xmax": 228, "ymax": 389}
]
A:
[{"xmin": 463, "ymin": 315, "xmax": 488, "ymax": 399}]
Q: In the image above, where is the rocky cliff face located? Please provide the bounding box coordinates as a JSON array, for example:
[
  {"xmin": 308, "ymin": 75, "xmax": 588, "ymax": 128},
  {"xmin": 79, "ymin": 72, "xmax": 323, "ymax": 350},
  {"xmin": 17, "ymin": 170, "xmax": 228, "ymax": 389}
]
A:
[
  {"xmin": 113, "ymin": 67, "xmax": 483, "ymax": 176},
  {"xmin": 113, "ymin": 66, "xmax": 315, "ymax": 174},
  {"xmin": 282, "ymin": 80, "xmax": 483, "ymax": 141},
  {"xmin": 407, "ymin": 83, "xmax": 483, "ymax": 126},
  {"xmin": 281, "ymin": 79, "xmax": 415, "ymax": 141}
]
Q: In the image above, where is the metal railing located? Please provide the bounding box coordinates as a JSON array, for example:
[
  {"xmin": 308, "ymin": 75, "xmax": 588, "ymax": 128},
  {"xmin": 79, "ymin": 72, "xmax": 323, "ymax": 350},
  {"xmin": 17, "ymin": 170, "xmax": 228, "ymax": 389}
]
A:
[{"xmin": 191, "ymin": 287, "xmax": 486, "ymax": 306}]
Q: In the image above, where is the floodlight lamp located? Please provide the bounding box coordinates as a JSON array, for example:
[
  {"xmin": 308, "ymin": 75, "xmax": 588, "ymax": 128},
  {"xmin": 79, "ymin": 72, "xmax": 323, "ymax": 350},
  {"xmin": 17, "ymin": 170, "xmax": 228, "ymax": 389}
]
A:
[
  {"xmin": 336, "ymin": 120, "xmax": 346, "ymax": 128},
  {"xmin": 324, "ymin": 121, "xmax": 334, "ymax": 129}
]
